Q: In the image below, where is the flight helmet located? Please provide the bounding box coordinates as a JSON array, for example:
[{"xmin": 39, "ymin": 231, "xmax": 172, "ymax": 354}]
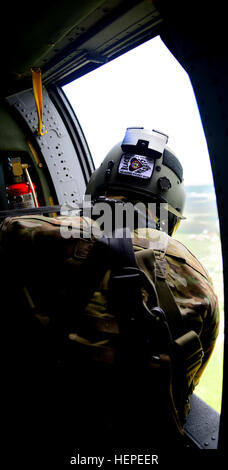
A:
[{"xmin": 86, "ymin": 128, "xmax": 186, "ymax": 234}]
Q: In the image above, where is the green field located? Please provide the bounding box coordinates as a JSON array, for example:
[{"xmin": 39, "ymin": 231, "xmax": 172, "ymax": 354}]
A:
[{"xmin": 174, "ymin": 185, "xmax": 224, "ymax": 413}]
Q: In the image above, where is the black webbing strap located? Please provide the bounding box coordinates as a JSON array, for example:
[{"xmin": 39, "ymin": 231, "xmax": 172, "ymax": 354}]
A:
[
  {"xmin": 75, "ymin": 228, "xmax": 139, "ymax": 312},
  {"xmin": 71, "ymin": 228, "xmax": 143, "ymax": 325},
  {"xmin": 107, "ymin": 230, "xmax": 178, "ymax": 365},
  {"xmin": 107, "ymin": 229, "xmax": 138, "ymax": 270},
  {"xmin": 71, "ymin": 236, "xmax": 111, "ymax": 319},
  {"xmin": 72, "ymin": 229, "xmax": 182, "ymax": 358},
  {"xmin": 0, "ymin": 205, "xmax": 62, "ymax": 220}
]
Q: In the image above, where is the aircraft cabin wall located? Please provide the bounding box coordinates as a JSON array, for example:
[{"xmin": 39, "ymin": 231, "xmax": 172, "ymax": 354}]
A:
[
  {"xmin": 0, "ymin": 101, "xmax": 56, "ymax": 211},
  {"xmin": 0, "ymin": 88, "xmax": 89, "ymax": 215}
]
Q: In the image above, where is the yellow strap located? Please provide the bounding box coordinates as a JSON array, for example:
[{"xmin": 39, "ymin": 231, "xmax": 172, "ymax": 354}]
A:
[{"xmin": 31, "ymin": 68, "xmax": 47, "ymax": 136}]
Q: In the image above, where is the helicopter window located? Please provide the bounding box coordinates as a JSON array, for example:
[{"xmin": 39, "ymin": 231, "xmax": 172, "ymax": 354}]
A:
[{"xmin": 63, "ymin": 35, "xmax": 224, "ymax": 414}]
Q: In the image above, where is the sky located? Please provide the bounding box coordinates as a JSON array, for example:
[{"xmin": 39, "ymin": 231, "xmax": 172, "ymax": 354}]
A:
[{"xmin": 63, "ymin": 35, "xmax": 214, "ymax": 187}]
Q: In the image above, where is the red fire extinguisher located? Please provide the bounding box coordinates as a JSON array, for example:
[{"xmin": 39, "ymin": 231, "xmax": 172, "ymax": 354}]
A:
[{"xmin": 7, "ymin": 182, "xmax": 38, "ymax": 209}]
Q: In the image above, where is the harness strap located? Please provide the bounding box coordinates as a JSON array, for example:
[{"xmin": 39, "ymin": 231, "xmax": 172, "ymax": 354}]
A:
[
  {"xmin": 155, "ymin": 276, "xmax": 183, "ymax": 340},
  {"xmin": 74, "ymin": 228, "xmax": 141, "ymax": 318},
  {"xmin": 99, "ymin": 230, "xmax": 181, "ymax": 367},
  {"xmin": 154, "ymin": 250, "xmax": 183, "ymax": 339},
  {"xmin": 0, "ymin": 205, "xmax": 62, "ymax": 220},
  {"xmin": 134, "ymin": 247, "xmax": 183, "ymax": 340},
  {"xmin": 67, "ymin": 228, "xmax": 203, "ymax": 424},
  {"xmin": 105, "ymin": 227, "xmax": 138, "ymax": 271},
  {"xmin": 71, "ymin": 229, "xmax": 181, "ymax": 347}
]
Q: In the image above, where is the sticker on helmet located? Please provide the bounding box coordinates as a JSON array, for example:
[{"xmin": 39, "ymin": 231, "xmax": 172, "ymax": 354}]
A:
[{"xmin": 118, "ymin": 153, "xmax": 154, "ymax": 179}]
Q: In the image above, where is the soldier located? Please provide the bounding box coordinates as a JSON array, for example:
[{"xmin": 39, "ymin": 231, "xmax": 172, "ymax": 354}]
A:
[
  {"xmin": 67, "ymin": 127, "xmax": 219, "ymax": 445},
  {"xmin": 0, "ymin": 128, "xmax": 219, "ymax": 452}
]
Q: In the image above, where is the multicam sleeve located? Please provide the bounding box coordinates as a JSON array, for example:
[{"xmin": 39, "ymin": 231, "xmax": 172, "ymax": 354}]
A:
[
  {"xmin": 194, "ymin": 289, "xmax": 220, "ymax": 386},
  {"xmin": 165, "ymin": 248, "xmax": 220, "ymax": 388}
]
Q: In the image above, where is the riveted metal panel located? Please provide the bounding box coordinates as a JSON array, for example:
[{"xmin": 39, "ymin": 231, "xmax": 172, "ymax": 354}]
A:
[{"xmin": 6, "ymin": 87, "xmax": 86, "ymax": 207}]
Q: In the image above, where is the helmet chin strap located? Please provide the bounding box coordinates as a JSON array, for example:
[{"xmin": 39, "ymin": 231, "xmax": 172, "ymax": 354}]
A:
[{"xmin": 107, "ymin": 193, "xmax": 186, "ymax": 221}]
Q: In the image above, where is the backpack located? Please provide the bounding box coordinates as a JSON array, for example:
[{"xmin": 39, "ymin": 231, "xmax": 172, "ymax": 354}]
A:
[{"xmin": 0, "ymin": 214, "xmax": 203, "ymax": 448}]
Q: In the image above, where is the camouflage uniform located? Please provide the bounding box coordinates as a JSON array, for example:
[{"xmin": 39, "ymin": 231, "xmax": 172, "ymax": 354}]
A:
[
  {"xmin": 0, "ymin": 214, "xmax": 220, "ymax": 448},
  {"xmin": 0, "ymin": 214, "xmax": 219, "ymax": 388},
  {"xmin": 67, "ymin": 223, "xmax": 219, "ymax": 390}
]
